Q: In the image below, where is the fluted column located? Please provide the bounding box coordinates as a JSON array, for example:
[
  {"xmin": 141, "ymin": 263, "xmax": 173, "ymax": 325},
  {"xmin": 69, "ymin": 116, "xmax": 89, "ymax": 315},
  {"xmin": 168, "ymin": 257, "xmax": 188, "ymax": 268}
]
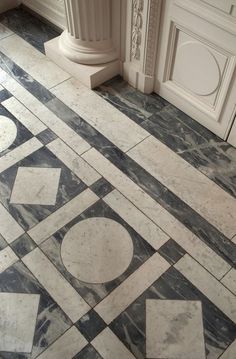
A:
[{"xmin": 59, "ymin": 0, "xmax": 117, "ymax": 65}]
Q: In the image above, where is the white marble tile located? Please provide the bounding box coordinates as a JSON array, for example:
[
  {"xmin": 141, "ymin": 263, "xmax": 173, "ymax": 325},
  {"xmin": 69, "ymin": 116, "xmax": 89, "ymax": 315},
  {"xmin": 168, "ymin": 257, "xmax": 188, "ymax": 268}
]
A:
[
  {"xmin": 47, "ymin": 139, "xmax": 100, "ymax": 186},
  {"xmin": 1, "ymin": 75, "xmax": 91, "ymax": 155},
  {"xmin": 0, "ymin": 203, "xmax": 24, "ymax": 243},
  {"xmin": 82, "ymin": 148, "xmax": 230, "ymax": 279},
  {"xmin": 104, "ymin": 189, "xmax": 169, "ymax": 250},
  {"xmin": 219, "ymin": 338, "xmax": 236, "ymax": 359},
  {"xmin": 23, "ymin": 248, "xmax": 90, "ymax": 323},
  {"xmin": 61, "ymin": 217, "xmax": 133, "ymax": 284},
  {"xmin": 37, "ymin": 326, "xmax": 87, "ymax": 359},
  {"xmin": 2, "ymin": 96, "xmax": 47, "ymax": 135},
  {"xmin": 146, "ymin": 299, "xmax": 205, "ymax": 359},
  {"xmin": 0, "ymin": 137, "xmax": 43, "ymax": 173},
  {"xmin": 0, "ymin": 23, "xmax": 13, "ymax": 40},
  {"xmin": 0, "ymin": 84, "xmax": 4, "ymax": 91},
  {"xmin": 0, "ymin": 115, "xmax": 17, "ymax": 152},
  {"xmin": 175, "ymin": 255, "xmax": 236, "ymax": 323},
  {"xmin": 0, "ymin": 34, "xmax": 70, "ymax": 88},
  {"xmin": 221, "ymin": 268, "xmax": 236, "ymax": 296},
  {"xmin": 92, "ymin": 328, "xmax": 135, "ymax": 359},
  {"xmin": 51, "ymin": 77, "xmax": 149, "ymax": 152},
  {"xmin": 28, "ymin": 188, "xmax": 98, "ymax": 244},
  {"xmin": 0, "ymin": 292, "xmax": 40, "ymax": 353},
  {"xmin": 10, "ymin": 167, "xmax": 61, "ymax": 205},
  {"xmin": 0, "ymin": 246, "xmax": 18, "ymax": 273},
  {"xmin": 128, "ymin": 136, "xmax": 236, "ymax": 239},
  {"xmin": 95, "ymin": 252, "xmax": 170, "ymax": 324}
]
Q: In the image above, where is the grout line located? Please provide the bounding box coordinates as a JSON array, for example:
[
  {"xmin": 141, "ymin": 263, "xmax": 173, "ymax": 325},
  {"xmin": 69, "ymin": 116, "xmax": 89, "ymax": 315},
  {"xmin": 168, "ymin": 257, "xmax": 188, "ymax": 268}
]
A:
[{"xmin": 49, "ymin": 76, "xmax": 72, "ymax": 91}]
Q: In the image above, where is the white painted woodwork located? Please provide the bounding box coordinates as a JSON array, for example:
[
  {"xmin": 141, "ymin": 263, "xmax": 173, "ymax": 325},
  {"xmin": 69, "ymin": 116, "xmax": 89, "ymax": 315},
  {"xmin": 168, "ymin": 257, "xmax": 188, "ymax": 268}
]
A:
[
  {"xmin": 123, "ymin": 0, "xmax": 162, "ymax": 93},
  {"xmin": 228, "ymin": 116, "xmax": 236, "ymax": 147},
  {"xmin": 59, "ymin": 0, "xmax": 118, "ymax": 65},
  {"xmin": 154, "ymin": 0, "xmax": 236, "ymax": 140}
]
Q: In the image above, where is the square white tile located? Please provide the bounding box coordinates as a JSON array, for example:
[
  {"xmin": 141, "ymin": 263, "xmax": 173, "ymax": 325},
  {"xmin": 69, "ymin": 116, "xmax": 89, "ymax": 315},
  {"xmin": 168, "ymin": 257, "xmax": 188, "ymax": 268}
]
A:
[
  {"xmin": 0, "ymin": 292, "xmax": 40, "ymax": 353},
  {"xmin": 10, "ymin": 167, "xmax": 61, "ymax": 205},
  {"xmin": 146, "ymin": 299, "xmax": 205, "ymax": 359}
]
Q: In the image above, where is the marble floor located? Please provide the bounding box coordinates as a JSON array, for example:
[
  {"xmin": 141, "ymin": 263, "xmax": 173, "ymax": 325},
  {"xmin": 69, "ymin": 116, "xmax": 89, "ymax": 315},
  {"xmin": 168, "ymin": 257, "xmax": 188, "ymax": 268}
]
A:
[{"xmin": 0, "ymin": 7, "xmax": 236, "ymax": 359}]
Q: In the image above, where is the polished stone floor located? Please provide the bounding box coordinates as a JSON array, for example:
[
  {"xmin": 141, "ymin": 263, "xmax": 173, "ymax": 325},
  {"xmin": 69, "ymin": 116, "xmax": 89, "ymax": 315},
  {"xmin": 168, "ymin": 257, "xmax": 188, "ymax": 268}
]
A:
[{"xmin": 0, "ymin": 7, "xmax": 236, "ymax": 359}]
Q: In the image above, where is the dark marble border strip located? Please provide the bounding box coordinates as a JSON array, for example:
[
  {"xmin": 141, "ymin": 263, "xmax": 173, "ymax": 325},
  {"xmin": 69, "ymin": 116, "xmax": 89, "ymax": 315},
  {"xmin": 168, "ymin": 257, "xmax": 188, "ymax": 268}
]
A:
[
  {"xmin": 95, "ymin": 78, "xmax": 236, "ymax": 199},
  {"xmin": 0, "ymin": 52, "xmax": 235, "ymax": 268},
  {"xmin": 0, "ymin": 7, "xmax": 60, "ymax": 54}
]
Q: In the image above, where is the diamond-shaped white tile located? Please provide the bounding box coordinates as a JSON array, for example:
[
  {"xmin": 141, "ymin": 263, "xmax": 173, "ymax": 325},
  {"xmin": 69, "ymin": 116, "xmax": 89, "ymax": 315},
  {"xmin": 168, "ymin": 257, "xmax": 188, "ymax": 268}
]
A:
[
  {"xmin": 10, "ymin": 167, "xmax": 61, "ymax": 205},
  {"xmin": 0, "ymin": 293, "xmax": 40, "ymax": 353},
  {"xmin": 146, "ymin": 299, "xmax": 205, "ymax": 359}
]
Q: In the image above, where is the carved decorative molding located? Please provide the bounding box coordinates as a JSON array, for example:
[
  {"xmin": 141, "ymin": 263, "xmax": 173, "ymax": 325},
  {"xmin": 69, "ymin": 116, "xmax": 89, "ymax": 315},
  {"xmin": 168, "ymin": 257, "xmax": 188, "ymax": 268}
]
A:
[
  {"xmin": 131, "ymin": 0, "xmax": 144, "ymax": 61},
  {"xmin": 144, "ymin": 0, "xmax": 161, "ymax": 76}
]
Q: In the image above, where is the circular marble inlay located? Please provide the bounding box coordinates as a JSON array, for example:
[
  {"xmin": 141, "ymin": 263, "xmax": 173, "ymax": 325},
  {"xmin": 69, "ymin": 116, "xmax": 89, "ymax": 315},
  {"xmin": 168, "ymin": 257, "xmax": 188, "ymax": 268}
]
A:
[
  {"xmin": 173, "ymin": 42, "xmax": 220, "ymax": 96},
  {"xmin": 61, "ymin": 217, "xmax": 134, "ymax": 284},
  {"xmin": 0, "ymin": 116, "xmax": 17, "ymax": 153}
]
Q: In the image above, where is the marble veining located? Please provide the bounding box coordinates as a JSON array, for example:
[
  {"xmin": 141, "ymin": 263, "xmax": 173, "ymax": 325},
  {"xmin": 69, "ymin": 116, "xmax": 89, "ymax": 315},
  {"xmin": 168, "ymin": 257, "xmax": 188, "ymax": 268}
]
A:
[{"xmin": 0, "ymin": 10, "xmax": 236, "ymax": 359}]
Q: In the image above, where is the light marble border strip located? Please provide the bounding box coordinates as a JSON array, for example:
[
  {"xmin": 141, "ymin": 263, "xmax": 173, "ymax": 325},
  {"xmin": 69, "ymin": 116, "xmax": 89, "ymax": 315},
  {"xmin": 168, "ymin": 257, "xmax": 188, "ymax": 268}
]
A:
[
  {"xmin": 0, "ymin": 246, "xmax": 18, "ymax": 273},
  {"xmin": 128, "ymin": 136, "xmax": 236, "ymax": 239},
  {"xmin": 95, "ymin": 252, "xmax": 170, "ymax": 324},
  {"xmin": 51, "ymin": 77, "xmax": 149, "ymax": 152},
  {"xmin": 0, "ymin": 203, "xmax": 24, "ymax": 243},
  {"xmin": 104, "ymin": 189, "xmax": 169, "ymax": 250},
  {"xmin": 2, "ymin": 96, "xmax": 47, "ymax": 135},
  {"xmin": 0, "ymin": 72, "xmax": 91, "ymax": 155},
  {"xmin": 0, "ymin": 24, "xmax": 13, "ymax": 41},
  {"xmin": 92, "ymin": 328, "xmax": 135, "ymax": 359},
  {"xmin": 219, "ymin": 339, "xmax": 236, "ymax": 359},
  {"xmin": 0, "ymin": 34, "xmax": 70, "ymax": 89},
  {"xmin": 221, "ymin": 268, "xmax": 236, "ymax": 296},
  {"xmin": 28, "ymin": 189, "xmax": 98, "ymax": 244},
  {"xmin": 47, "ymin": 138, "xmax": 101, "ymax": 186},
  {"xmin": 23, "ymin": 248, "xmax": 90, "ymax": 323},
  {"xmin": 37, "ymin": 326, "xmax": 87, "ymax": 359},
  {"xmin": 0, "ymin": 137, "xmax": 43, "ymax": 173},
  {"xmin": 175, "ymin": 254, "xmax": 236, "ymax": 323},
  {"xmin": 82, "ymin": 148, "xmax": 231, "ymax": 279}
]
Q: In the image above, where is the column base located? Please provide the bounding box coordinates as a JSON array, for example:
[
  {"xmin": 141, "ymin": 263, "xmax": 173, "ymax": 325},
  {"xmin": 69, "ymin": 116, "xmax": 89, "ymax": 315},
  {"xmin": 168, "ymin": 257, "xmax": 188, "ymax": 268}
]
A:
[{"xmin": 45, "ymin": 37, "xmax": 121, "ymax": 89}]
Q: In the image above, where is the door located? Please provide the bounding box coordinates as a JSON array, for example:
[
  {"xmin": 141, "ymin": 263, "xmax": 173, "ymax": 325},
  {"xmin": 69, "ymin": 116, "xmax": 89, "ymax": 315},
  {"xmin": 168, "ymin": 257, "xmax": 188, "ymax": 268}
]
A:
[{"xmin": 155, "ymin": 0, "xmax": 236, "ymax": 140}]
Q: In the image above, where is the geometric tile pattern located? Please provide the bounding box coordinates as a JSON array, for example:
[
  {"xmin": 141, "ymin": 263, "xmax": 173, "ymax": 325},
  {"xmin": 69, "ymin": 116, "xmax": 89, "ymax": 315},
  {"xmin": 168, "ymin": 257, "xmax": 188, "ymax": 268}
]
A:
[{"xmin": 0, "ymin": 9, "xmax": 235, "ymax": 359}]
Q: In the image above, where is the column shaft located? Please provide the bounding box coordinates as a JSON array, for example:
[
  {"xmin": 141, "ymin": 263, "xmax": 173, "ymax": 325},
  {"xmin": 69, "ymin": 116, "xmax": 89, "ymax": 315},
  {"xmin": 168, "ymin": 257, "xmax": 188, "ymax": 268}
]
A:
[{"xmin": 59, "ymin": 0, "xmax": 117, "ymax": 64}]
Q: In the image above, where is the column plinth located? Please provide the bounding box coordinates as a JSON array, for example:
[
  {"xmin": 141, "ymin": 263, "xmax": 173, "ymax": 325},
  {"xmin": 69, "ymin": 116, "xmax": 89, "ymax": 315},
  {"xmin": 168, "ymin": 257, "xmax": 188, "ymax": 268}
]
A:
[{"xmin": 45, "ymin": 0, "xmax": 120, "ymax": 88}]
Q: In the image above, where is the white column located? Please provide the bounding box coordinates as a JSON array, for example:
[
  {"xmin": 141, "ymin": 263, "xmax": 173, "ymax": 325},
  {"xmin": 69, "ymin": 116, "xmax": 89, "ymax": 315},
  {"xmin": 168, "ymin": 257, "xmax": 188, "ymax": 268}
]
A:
[{"xmin": 59, "ymin": 0, "xmax": 117, "ymax": 65}]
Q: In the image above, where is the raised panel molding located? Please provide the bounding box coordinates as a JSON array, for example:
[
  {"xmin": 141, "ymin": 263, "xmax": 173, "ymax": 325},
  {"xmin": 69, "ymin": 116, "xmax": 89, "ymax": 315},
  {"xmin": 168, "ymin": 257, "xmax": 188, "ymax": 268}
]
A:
[
  {"xmin": 22, "ymin": 0, "xmax": 66, "ymax": 29},
  {"xmin": 155, "ymin": 0, "xmax": 236, "ymax": 139},
  {"xmin": 166, "ymin": 26, "xmax": 232, "ymax": 115}
]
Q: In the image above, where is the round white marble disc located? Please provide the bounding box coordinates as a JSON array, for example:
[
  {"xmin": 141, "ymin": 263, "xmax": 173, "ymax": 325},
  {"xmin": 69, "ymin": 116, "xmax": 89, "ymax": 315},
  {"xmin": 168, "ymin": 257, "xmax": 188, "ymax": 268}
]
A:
[
  {"xmin": 61, "ymin": 217, "xmax": 134, "ymax": 284},
  {"xmin": 0, "ymin": 116, "xmax": 17, "ymax": 153}
]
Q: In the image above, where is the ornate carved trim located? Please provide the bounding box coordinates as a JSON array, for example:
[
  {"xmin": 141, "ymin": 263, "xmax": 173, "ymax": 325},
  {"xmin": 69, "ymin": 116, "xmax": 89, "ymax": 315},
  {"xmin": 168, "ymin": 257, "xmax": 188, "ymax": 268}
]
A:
[
  {"xmin": 131, "ymin": 0, "xmax": 144, "ymax": 61},
  {"xmin": 144, "ymin": 0, "xmax": 162, "ymax": 76}
]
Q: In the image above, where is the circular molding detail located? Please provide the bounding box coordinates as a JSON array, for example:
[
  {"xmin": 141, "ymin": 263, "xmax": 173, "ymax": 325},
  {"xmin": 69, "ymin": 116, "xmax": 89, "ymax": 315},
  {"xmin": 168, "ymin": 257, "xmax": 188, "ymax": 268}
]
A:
[
  {"xmin": 61, "ymin": 217, "xmax": 134, "ymax": 284},
  {"xmin": 173, "ymin": 41, "xmax": 221, "ymax": 96},
  {"xmin": 0, "ymin": 116, "xmax": 17, "ymax": 153}
]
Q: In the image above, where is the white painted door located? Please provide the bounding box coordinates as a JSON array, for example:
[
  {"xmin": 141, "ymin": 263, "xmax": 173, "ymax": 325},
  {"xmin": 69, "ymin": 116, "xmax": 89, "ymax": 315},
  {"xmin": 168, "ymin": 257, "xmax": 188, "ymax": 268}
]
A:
[{"xmin": 155, "ymin": 0, "xmax": 236, "ymax": 140}]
